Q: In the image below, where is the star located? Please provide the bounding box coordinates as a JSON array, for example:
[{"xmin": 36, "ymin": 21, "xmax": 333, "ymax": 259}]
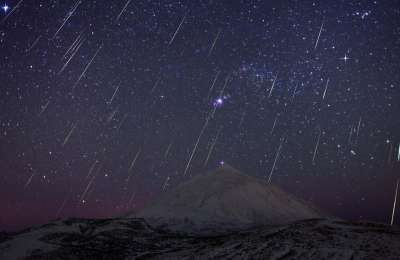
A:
[
  {"xmin": 340, "ymin": 54, "xmax": 350, "ymax": 63},
  {"xmin": 213, "ymin": 97, "xmax": 224, "ymax": 107},
  {"xmin": 1, "ymin": 3, "xmax": 9, "ymax": 13}
]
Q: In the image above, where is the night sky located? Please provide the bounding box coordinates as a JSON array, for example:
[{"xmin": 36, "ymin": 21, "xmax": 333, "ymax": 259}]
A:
[{"xmin": 1, "ymin": 0, "xmax": 400, "ymax": 231}]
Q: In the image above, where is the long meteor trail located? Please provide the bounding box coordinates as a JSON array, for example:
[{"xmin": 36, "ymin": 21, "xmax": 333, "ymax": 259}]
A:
[
  {"xmin": 52, "ymin": 0, "xmax": 81, "ymax": 39},
  {"xmin": 164, "ymin": 141, "xmax": 173, "ymax": 158},
  {"xmin": 183, "ymin": 117, "xmax": 209, "ymax": 176},
  {"xmin": 26, "ymin": 35, "xmax": 42, "ymax": 52},
  {"xmin": 391, "ymin": 179, "xmax": 399, "ymax": 226},
  {"xmin": 58, "ymin": 40, "xmax": 84, "ymax": 75},
  {"xmin": 73, "ymin": 44, "xmax": 103, "ymax": 89},
  {"xmin": 169, "ymin": 13, "xmax": 187, "ymax": 45},
  {"xmin": 268, "ymin": 73, "xmax": 278, "ymax": 98},
  {"xmin": 204, "ymin": 128, "xmax": 221, "ymax": 166},
  {"xmin": 206, "ymin": 71, "xmax": 220, "ymax": 100},
  {"xmin": 128, "ymin": 149, "xmax": 141, "ymax": 172},
  {"xmin": 267, "ymin": 137, "xmax": 285, "ymax": 184},
  {"xmin": 63, "ymin": 29, "xmax": 86, "ymax": 59},
  {"xmin": 115, "ymin": 0, "xmax": 132, "ymax": 22},
  {"xmin": 312, "ymin": 128, "xmax": 322, "ymax": 164},
  {"xmin": 356, "ymin": 117, "xmax": 362, "ymax": 138},
  {"xmin": 314, "ymin": 21, "xmax": 324, "ymax": 50},
  {"xmin": 322, "ymin": 78, "xmax": 329, "ymax": 100},
  {"xmin": 62, "ymin": 123, "xmax": 77, "ymax": 146},
  {"xmin": 79, "ymin": 174, "xmax": 96, "ymax": 202},
  {"xmin": 208, "ymin": 29, "xmax": 221, "ymax": 56},
  {"xmin": 126, "ymin": 148, "xmax": 142, "ymax": 182},
  {"xmin": 108, "ymin": 83, "xmax": 121, "ymax": 105}
]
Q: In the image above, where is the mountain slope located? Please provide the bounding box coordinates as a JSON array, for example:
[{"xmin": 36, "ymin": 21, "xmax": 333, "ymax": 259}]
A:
[{"xmin": 134, "ymin": 164, "xmax": 322, "ymax": 232}]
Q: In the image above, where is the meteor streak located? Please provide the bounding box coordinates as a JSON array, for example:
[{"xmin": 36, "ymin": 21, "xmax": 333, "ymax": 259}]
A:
[
  {"xmin": 63, "ymin": 29, "xmax": 86, "ymax": 59},
  {"xmin": 128, "ymin": 149, "xmax": 141, "ymax": 172},
  {"xmin": 322, "ymin": 78, "xmax": 329, "ymax": 99},
  {"xmin": 73, "ymin": 44, "xmax": 103, "ymax": 89},
  {"xmin": 86, "ymin": 160, "xmax": 99, "ymax": 179},
  {"xmin": 268, "ymin": 73, "xmax": 278, "ymax": 98},
  {"xmin": 204, "ymin": 128, "xmax": 221, "ymax": 166},
  {"xmin": 348, "ymin": 125, "xmax": 354, "ymax": 145},
  {"xmin": 219, "ymin": 75, "xmax": 230, "ymax": 97},
  {"xmin": 38, "ymin": 101, "xmax": 50, "ymax": 116},
  {"xmin": 117, "ymin": 114, "xmax": 128, "ymax": 131},
  {"xmin": 164, "ymin": 141, "xmax": 173, "ymax": 158},
  {"xmin": 206, "ymin": 71, "xmax": 220, "ymax": 100},
  {"xmin": 106, "ymin": 107, "xmax": 118, "ymax": 124},
  {"xmin": 56, "ymin": 195, "xmax": 69, "ymax": 218},
  {"xmin": 127, "ymin": 192, "xmax": 136, "ymax": 209},
  {"xmin": 150, "ymin": 78, "xmax": 161, "ymax": 93},
  {"xmin": 314, "ymin": 21, "xmax": 324, "ymax": 50},
  {"xmin": 115, "ymin": 0, "xmax": 132, "ymax": 22},
  {"xmin": 108, "ymin": 83, "xmax": 121, "ymax": 105},
  {"xmin": 356, "ymin": 117, "xmax": 362, "ymax": 139},
  {"xmin": 391, "ymin": 179, "xmax": 399, "ymax": 226},
  {"xmin": 24, "ymin": 173, "xmax": 35, "ymax": 189},
  {"xmin": 58, "ymin": 39, "xmax": 84, "ymax": 74},
  {"xmin": 183, "ymin": 117, "xmax": 209, "ymax": 176},
  {"xmin": 52, "ymin": 0, "xmax": 81, "ymax": 39},
  {"xmin": 62, "ymin": 123, "xmax": 77, "ymax": 146},
  {"xmin": 126, "ymin": 149, "xmax": 142, "ymax": 182},
  {"xmin": 26, "ymin": 35, "xmax": 42, "ymax": 52},
  {"xmin": 79, "ymin": 174, "xmax": 96, "ymax": 202},
  {"xmin": 169, "ymin": 13, "xmax": 186, "ymax": 45},
  {"xmin": 267, "ymin": 137, "xmax": 285, "ymax": 183},
  {"xmin": 208, "ymin": 29, "xmax": 221, "ymax": 56},
  {"xmin": 312, "ymin": 128, "xmax": 322, "ymax": 164},
  {"xmin": 270, "ymin": 115, "xmax": 278, "ymax": 135}
]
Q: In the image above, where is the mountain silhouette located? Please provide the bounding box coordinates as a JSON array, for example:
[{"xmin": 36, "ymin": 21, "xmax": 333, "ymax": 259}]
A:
[{"xmin": 134, "ymin": 164, "xmax": 322, "ymax": 232}]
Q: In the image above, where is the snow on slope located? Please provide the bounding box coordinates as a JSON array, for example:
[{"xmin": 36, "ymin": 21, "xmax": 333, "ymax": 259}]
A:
[
  {"xmin": 1, "ymin": 218, "xmax": 400, "ymax": 259},
  {"xmin": 135, "ymin": 164, "xmax": 322, "ymax": 232}
]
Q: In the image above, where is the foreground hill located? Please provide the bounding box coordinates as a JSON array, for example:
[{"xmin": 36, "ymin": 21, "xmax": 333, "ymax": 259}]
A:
[{"xmin": 1, "ymin": 217, "xmax": 399, "ymax": 259}]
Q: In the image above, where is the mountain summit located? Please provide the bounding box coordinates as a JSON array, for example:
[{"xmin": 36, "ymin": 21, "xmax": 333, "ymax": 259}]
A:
[{"xmin": 134, "ymin": 164, "xmax": 322, "ymax": 232}]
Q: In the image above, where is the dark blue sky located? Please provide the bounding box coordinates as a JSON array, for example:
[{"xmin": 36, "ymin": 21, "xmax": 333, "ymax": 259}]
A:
[{"xmin": 1, "ymin": 0, "xmax": 399, "ymax": 231}]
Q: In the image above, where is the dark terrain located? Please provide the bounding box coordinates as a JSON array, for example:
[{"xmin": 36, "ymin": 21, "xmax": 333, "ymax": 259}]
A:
[{"xmin": 1, "ymin": 217, "xmax": 399, "ymax": 259}]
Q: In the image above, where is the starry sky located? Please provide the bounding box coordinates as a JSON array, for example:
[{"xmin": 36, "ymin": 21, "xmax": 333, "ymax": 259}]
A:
[{"xmin": 1, "ymin": 0, "xmax": 400, "ymax": 231}]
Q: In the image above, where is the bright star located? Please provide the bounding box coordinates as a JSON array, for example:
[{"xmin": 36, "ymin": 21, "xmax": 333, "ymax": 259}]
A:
[
  {"xmin": 340, "ymin": 54, "xmax": 350, "ymax": 63},
  {"xmin": 213, "ymin": 95, "xmax": 229, "ymax": 108},
  {"xmin": 213, "ymin": 97, "xmax": 224, "ymax": 107},
  {"xmin": 2, "ymin": 3, "xmax": 9, "ymax": 13}
]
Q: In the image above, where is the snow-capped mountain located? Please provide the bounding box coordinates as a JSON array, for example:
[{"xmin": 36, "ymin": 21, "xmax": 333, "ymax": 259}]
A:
[{"xmin": 133, "ymin": 164, "xmax": 322, "ymax": 233}]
